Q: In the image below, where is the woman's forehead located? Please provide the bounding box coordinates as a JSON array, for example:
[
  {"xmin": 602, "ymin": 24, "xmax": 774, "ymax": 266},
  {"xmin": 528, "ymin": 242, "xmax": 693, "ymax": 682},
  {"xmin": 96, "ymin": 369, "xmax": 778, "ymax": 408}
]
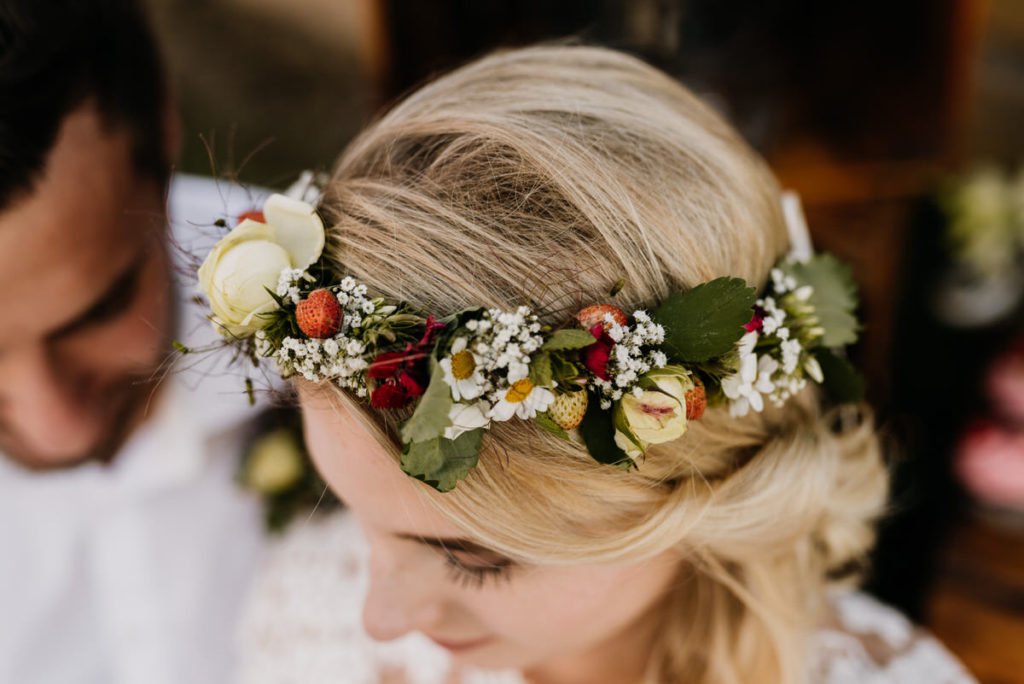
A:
[{"xmin": 300, "ymin": 384, "xmax": 465, "ymax": 540}]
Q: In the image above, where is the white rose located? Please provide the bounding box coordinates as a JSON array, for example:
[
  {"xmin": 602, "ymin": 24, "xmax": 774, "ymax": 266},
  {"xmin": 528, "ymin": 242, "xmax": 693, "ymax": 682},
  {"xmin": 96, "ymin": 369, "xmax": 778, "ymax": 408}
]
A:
[{"xmin": 198, "ymin": 194, "xmax": 325, "ymax": 337}]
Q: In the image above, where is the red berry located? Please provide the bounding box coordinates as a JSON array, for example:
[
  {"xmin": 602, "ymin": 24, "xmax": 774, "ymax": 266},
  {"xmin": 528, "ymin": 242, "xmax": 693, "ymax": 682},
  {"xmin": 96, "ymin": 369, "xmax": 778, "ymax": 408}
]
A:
[
  {"xmin": 238, "ymin": 209, "xmax": 265, "ymax": 224},
  {"xmin": 577, "ymin": 304, "xmax": 628, "ymax": 331},
  {"xmin": 685, "ymin": 378, "xmax": 706, "ymax": 421},
  {"xmin": 296, "ymin": 289, "xmax": 342, "ymax": 338}
]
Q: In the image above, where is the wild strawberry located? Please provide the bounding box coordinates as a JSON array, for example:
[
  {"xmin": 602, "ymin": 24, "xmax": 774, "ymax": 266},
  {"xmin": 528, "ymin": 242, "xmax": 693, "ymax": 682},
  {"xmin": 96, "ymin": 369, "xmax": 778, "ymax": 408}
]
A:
[
  {"xmin": 576, "ymin": 304, "xmax": 628, "ymax": 331},
  {"xmin": 296, "ymin": 289, "xmax": 342, "ymax": 338},
  {"xmin": 548, "ymin": 390, "xmax": 589, "ymax": 430},
  {"xmin": 685, "ymin": 378, "xmax": 706, "ymax": 421}
]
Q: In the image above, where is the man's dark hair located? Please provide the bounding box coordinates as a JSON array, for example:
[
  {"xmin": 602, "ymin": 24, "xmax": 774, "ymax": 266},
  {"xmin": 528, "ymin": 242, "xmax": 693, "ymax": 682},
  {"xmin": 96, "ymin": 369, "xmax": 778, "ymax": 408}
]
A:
[{"xmin": 0, "ymin": 0, "xmax": 167, "ymax": 210}]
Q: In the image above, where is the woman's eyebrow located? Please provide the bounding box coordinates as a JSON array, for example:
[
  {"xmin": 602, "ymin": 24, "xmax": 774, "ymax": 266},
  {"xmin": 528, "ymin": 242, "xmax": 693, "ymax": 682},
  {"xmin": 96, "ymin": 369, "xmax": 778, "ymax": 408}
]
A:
[{"xmin": 395, "ymin": 533, "xmax": 491, "ymax": 554}]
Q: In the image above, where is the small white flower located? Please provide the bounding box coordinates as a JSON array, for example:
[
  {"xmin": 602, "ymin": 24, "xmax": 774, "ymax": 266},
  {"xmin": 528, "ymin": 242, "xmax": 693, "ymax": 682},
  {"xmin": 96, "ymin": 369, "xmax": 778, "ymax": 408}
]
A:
[
  {"xmin": 722, "ymin": 332, "xmax": 775, "ymax": 416},
  {"xmin": 444, "ymin": 402, "xmax": 491, "ymax": 440}
]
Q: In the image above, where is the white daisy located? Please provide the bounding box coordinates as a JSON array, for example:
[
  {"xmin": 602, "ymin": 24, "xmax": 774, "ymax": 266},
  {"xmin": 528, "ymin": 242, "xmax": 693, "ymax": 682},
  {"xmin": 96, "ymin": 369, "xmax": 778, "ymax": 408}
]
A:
[
  {"xmin": 489, "ymin": 379, "xmax": 556, "ymax": 422},
  {"xmin": 439, "ymin": 338, "xmax": 486, "ymax": 401}
]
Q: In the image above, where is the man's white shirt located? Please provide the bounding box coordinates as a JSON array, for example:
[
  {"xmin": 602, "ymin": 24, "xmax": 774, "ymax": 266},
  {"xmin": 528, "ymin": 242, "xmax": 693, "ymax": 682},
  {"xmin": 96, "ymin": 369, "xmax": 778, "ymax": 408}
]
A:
[{"xmin": 0, "ymin": 175, "xmax": 270, "ymax": 684}]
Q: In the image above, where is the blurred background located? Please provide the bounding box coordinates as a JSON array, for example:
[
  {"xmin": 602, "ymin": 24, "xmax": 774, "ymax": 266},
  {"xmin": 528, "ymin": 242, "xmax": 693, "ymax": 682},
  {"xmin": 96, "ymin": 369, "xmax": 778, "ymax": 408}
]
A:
[{"xmin": 142, "ymin": 1, "xmax": 1024, "ymax": 680}]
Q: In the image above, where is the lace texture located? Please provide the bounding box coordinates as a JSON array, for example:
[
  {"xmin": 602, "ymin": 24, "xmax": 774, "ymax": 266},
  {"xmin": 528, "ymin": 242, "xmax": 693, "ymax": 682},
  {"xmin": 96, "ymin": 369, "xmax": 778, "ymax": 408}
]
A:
[{"xmin": 236, "ymin": 514, "xmax": 975, "ymax": 684}]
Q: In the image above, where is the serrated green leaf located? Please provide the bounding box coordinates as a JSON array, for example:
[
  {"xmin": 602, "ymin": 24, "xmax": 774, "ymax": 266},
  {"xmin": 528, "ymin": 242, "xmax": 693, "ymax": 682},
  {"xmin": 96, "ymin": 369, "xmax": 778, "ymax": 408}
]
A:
[
  {"xmin": 578, "ymin": 398, "xmax": 631, "ymax": 466},
  {"xmin": 780, "ymin": 255, "xmax": 859, "ymax": 347},
  {"xmin": 534, "ymin": 411, "xmax": 570, "ymax": 441},
  {"xmin": 399, "ymin": 360, "xmax": 453, "ymax": 444},
  {"xmin": 542, "ymin": 328, "xmax": 597, "ymax": 352},
  {"xmin": 400, "ymin": 429, "xmax": 484, "ymax": 492},
  {"xmin": 652, "ymin": 277, "xmax": 756, "ymax": 362},
  {"xmin": 529, "ymin": 352, "xmax": 554, "ymax": 387},
  {"xmin": 812, "ymin": 348, "xmax": 865, "ymax": 404}
]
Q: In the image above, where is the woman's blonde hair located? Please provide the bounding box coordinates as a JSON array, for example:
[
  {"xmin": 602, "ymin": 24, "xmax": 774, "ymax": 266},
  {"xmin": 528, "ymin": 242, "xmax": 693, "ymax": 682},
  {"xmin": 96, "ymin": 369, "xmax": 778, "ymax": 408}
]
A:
[{"xmin": 318, "ymin": 45, "xmax": 888, "ymax": 683}]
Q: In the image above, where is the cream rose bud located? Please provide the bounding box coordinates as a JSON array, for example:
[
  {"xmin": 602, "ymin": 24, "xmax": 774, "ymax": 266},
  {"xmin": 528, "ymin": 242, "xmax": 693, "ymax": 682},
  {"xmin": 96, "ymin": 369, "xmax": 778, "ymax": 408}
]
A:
[
  {"xmin": 614, "ymin": 366, "xmax": 694, "ymax": 457},
  {"xmin": 198, "ymin": 194, "xmax": 325, "ymax": 337},
  {"xmin": 242, "ymin": 428, "xmax": 306, "ymax": 495},
  {"xmin": 619, "ymin": 388, "xmax": 687, "ymax": 444},
  {"xmin": 644, "ymin": 366, "xmax": 695, "ymax": 408},
  {"xmin": 614, "ymin": 428, "xmax": 644, "ymax": 461}
]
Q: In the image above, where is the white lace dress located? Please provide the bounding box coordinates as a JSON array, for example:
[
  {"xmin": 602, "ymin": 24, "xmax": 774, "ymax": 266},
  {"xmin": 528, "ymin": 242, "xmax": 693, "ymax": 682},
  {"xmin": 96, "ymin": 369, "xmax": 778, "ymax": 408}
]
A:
[{"xmin": 235, "ymin": 514, "xmax": 976, "ymax": 684}]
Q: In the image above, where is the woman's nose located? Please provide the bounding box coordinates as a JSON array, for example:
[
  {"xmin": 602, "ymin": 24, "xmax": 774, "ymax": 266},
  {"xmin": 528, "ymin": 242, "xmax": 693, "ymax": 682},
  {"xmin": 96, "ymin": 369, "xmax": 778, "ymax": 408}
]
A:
[{"xmin": 361, "ymin": 547, "xmax": 444, "ymax": 642}]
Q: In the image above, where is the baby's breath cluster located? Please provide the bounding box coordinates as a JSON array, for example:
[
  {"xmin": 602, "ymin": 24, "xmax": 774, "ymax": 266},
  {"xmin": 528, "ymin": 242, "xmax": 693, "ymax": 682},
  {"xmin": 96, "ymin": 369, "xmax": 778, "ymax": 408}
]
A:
[
  {"xmin": 275, "ymin": 268, "xmax": 311, "ymax": 305},
  {"xmin": 593, "ymin": 311, "xmax": 667, "ymax": 410}
]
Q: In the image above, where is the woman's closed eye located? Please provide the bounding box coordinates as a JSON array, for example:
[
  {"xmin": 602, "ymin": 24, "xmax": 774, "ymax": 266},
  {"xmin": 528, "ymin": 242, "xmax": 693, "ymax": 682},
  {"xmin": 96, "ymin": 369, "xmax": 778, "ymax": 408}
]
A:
[{"xmin": 441, "ymin": 547, "xmax": 515, "ymax": 589}]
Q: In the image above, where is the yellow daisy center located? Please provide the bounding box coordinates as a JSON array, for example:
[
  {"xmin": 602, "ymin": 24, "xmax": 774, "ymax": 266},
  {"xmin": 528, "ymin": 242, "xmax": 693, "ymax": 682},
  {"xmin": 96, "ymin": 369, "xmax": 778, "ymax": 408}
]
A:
[
  {"xmin": 450, "ymin": 350, "xmax": 476, "ymax": 380},
  {"xmin": 505, "ymin": 378, "xmax": 534, "ymax": 403}
]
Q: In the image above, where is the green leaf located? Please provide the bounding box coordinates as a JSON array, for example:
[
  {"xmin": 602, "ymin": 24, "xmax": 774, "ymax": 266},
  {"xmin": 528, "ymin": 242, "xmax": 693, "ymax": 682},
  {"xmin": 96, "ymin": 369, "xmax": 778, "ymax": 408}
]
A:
[
  {"xmin": 812, "ymin": 348, "xmax": 865, "ymax": 404},
  {"xmin": 534, "ymin": 411, "xmax": 570, "ymax": 441},
  {"xmin": 550, "ymin": 356, "xmax": 580, "ymax": 383},
  {"xmin": 578, "ymin": 397, "xmax": 631, "ymax": 466},
  {"xmin": 529, "ymin": 352, "xmax": 554, "ymax": 387},
  {"xmin": 652, "ymin": 277, "xmax": 756, "ymax": 362},
  {"xmin": 542, "ymin": 329, "xmax": 597, "ymax": 352},
  {"xmin": 399, "ymin": 360, "xmax": 453, "ymax": 444},
  {"xmin": 779, "ymin": 254, "xmax": 859, "ymax": 347},
  {"xmin": 400, "ymin": 429, "xmax": 484, "ymax": 492}
]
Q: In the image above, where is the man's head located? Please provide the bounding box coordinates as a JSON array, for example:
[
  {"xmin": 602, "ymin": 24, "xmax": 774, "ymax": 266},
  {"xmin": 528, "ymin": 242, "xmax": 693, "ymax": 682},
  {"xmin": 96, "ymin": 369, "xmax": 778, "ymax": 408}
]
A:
[{"xmin": 0, "ymin": 0, "xmax": 176, "ymax": 468}]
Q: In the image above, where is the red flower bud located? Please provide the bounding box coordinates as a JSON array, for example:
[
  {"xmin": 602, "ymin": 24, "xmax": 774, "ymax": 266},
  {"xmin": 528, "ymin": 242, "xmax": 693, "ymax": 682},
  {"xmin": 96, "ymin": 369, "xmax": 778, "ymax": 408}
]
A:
[
  {"xmin": 744, "ymin": 309, "xmax": 764, "ymax": 333},
  {"xmin": 582, "ymin": 322, "xmax": 615, "ymax": 381},
  {"xmin": 371, "ymin": 382, "xmax": 411, "ymax": 409}
]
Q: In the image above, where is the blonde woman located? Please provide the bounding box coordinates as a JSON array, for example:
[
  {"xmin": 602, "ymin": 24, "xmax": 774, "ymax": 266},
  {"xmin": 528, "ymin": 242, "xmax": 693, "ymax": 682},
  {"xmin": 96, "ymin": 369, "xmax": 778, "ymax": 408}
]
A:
[{"xmin": 216, "ymin": 46, "xmax": 975, "ymax": 683}]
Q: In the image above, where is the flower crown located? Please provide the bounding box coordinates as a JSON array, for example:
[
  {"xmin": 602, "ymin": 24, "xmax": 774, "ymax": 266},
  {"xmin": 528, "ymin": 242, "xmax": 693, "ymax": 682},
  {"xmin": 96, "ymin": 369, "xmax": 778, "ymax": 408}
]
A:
[{"xmin": 197, "ymin": 186, "xmax": 863, "ymax": 492}]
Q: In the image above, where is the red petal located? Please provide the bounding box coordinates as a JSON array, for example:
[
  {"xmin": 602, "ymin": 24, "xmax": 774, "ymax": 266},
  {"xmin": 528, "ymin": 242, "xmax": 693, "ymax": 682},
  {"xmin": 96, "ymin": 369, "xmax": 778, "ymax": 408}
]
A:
[
  {"xmin": 583, "ymin": 341, "xmax": 612, "ymax": 380},
  {"xmin": 370, "ymin": 382, "xmax": 411, "ymax": 409},
  {"xmin": 744, "ymin": 310, "xmax": 764, "ymax": 333},
  {"xmin": 368, "ymin": 352, "xmax": 406, "ymax": 379},
  {"xmin": 398, "ymin": 371, "xmax": 425, "ymax": 398}
]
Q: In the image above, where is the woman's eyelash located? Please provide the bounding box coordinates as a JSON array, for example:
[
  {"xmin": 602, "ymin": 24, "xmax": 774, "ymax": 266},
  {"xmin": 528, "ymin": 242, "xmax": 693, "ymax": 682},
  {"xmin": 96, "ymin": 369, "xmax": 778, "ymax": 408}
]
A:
[{"xmin": 442, "ymin": 549, "xmax": 513, "ymax": 589}]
